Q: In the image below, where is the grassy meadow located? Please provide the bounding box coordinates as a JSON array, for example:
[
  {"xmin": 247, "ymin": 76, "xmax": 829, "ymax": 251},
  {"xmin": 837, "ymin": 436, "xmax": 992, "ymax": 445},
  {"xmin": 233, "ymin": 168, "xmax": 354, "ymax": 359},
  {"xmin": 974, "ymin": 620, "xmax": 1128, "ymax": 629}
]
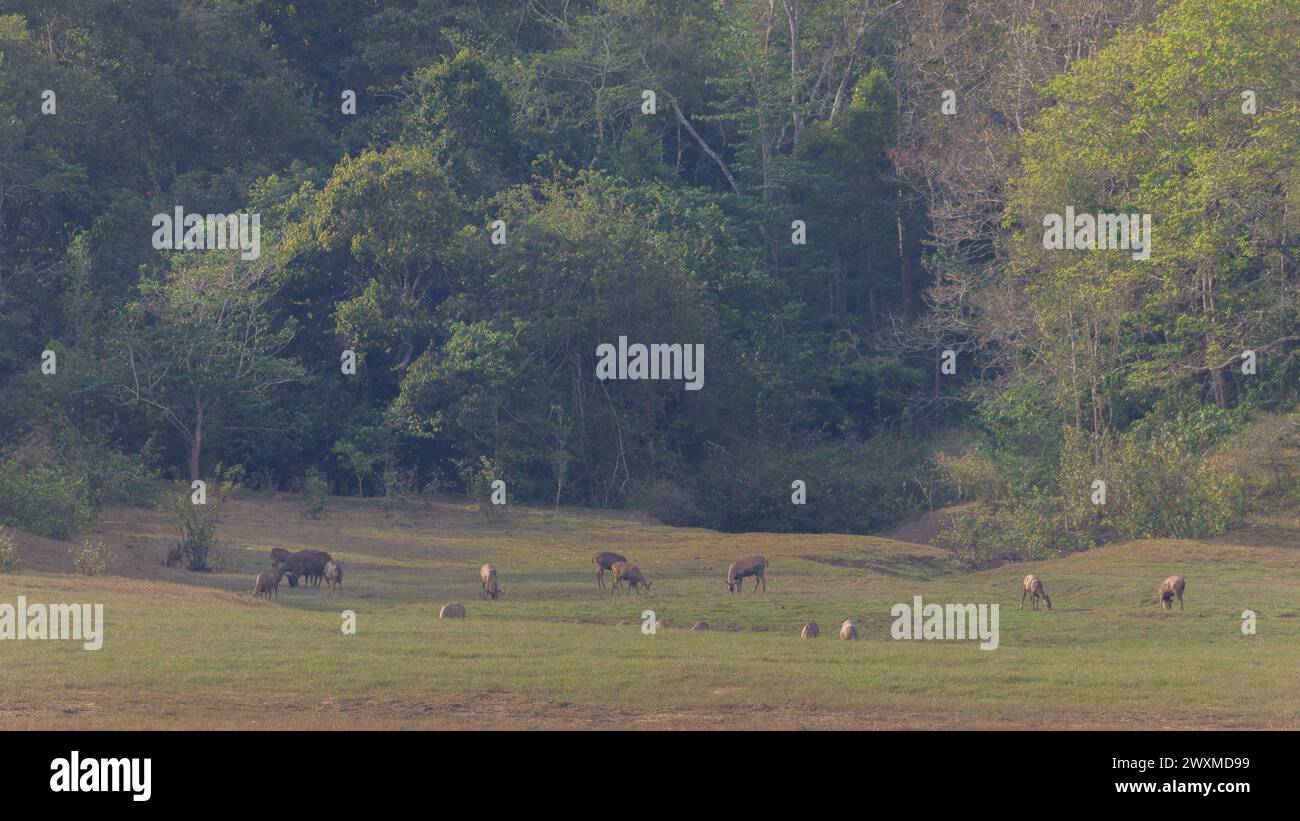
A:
[{"xmin": 1, "ymin": 494, "xmax": 1298, "ymax": 729}]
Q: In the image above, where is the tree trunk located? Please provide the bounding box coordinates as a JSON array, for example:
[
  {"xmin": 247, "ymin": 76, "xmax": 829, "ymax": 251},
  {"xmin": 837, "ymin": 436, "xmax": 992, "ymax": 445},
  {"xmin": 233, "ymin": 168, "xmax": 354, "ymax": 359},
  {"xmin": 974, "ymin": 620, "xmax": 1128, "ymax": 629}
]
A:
[
  {"xmin": 1210, "ymin": 364, "xmax": 1229, "ymax": 408},
  {"xmin": 188, "ymin": 402, "xmax": 204, "ymax": 482},
  {"xmin": 896, "ymin": 205, "xmax": 914, "ymax": 312}
]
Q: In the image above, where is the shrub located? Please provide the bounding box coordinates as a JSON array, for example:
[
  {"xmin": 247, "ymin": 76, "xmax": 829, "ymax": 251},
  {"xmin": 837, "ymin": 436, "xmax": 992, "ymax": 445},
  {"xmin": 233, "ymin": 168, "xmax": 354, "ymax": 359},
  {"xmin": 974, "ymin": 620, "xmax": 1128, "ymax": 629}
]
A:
[
  {"xmin": 631, "ymin": 480, "xmax": 700, "ymax": 527},
  {"xmin": 70, "ymin": 539, "xmax": 115, "ymax": 576},
  {"xmin": 82, "ymin": 449, "xmax": 160, "ymax": 507},
  {"xmin": 381, "ymin": 466, "xmax": 420, "ymax": 511},
  {"xmin": 1208, "ymin": 412, "xmax": 1299, "ymax": 508},
  {"xmin": 0, "ymin": 455, "xmax": 94, "ymax": 539},
  {"xmin": 465, "ymin": 455, "xmax": 505, "ymax": 519},
  {"xmin": 302, "ymin": 468, "xmax": 328, "ymax": 518},
  {"xmin": 937, "ymin": 504, "xmax": 1002, "ymax": 565},
  {"xmin": 934, "ymin": 449, "xmax": 1004, "ymax": 503},
  {"xmin": 1004, "ymin": 488, "xmax": 1081, "ymax": 560},
  {"xmin": 691, "ymin": 435, "xmax": 930, "ymax": 534},
  {"xmin": 938, "ymin": 492, "xmax": 1078, "ymax": 565},
  {"xmin": 0, "ymin": 526, "xmax": 20, "ymax": 572},
  {"xmin": 164, "ymin": 480, "xmax": 233, "ymax": 571},
  {"xmin": 1104, "ymin": 418, "xmax": 1246, "ymax": 540}
]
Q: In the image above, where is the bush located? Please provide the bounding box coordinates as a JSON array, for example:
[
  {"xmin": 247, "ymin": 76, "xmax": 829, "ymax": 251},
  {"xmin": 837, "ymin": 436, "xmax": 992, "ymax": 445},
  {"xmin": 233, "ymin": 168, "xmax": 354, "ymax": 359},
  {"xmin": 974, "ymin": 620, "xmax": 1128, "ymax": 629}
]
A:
[
  {"xmin": 1208, "ymin": 412, "xmax": 1299, "ymax": 508},
  {"xmin": 302, "ymin": 468, "xmax": 328, "ymax": 518},
  {"xmin": 691, "ymin": 435, "xmax": 929, "ymax": 534},
  {"xmin": 1104, "ymin": 417, "xmax": 1246, "ymax": 540},
  {"xmin": 70, "ymin": 539, "xmax": 115, "ymax": 576},
  {"xmin": 631, "ymin": 480, "xmax": 700, "ymax": 527},
  {"xmin": 465, "ymin": 455, "xmax": 505, "ymax": 520},
  {"xmin": 0, "ymin": 455, "xmax": 94, "ymax": 539},
  {"xmin": 937, "ymin": 493, "xmax": 1078, "ymax": 566},
  {"xmin": 0, "ymin": 526, "xmax": 20, "ymax": 572},
  {"xmin": 82, "ymin": 449, "xmax": 160, "ymax": 507},
  {"xmin": 934, "ymin": 449, "xmax": 1004, "ymax": 503},
  {"xmin": 163, "ymin": 480, "xmax": 233, "ymax": 571},
  {"xmin": 937, "ymin": 504, "xmax": 1002, "ymax": 565},
  {"xmin": 381, "ymin": 466, "xmax": 420, "ymax": 511}
]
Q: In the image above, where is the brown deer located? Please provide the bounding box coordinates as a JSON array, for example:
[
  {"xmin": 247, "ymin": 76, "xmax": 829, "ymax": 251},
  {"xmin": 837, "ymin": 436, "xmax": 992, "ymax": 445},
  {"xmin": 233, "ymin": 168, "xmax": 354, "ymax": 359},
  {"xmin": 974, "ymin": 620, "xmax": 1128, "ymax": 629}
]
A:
[
  {"xmin": 252, "ymin": 563, "xmax": 287, "ymax": 598},
  {"xmin": 1020, "ymin": 574, "xmax": 1051, "ymax": 610},
  {"xmin": 592, "ymin": 551, "xmax": 628, "ymax": 589},
  {"xmin": 725, "ymin": 556, "xmax": 768, "ymax": 593},
  {"xmin": 609, "ymin": 562, "xmax": 652, "ymax": 595},
  {"xmin": 324, "ymin": 560, "xmax": 344, "ymax": 594},
  {"xmin": 480, "ymin": 563, "xmax": 501, "ymax": 600},
  {"xmin": 1158, "ymin": 575, "xmax": 1185, "ymax": 610}
]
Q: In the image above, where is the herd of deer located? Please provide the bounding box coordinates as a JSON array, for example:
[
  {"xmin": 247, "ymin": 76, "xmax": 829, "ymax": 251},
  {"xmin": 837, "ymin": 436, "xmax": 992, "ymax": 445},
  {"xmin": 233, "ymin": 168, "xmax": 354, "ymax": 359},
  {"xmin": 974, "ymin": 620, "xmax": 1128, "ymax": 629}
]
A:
[
  {"xmin": 591, "ymin": 551, "xmax": 768, "ymax": 596},
  {"xmin": 1019, "ymin": 573, "xmax": 1186, "ymax": 611},
  {"xmin": 250, "ymin": 547, "xmax": 343, "ymax": 598},
  {"xmin": 235, "ymin": 542, "xmax": 1187, "ymax": 619}
]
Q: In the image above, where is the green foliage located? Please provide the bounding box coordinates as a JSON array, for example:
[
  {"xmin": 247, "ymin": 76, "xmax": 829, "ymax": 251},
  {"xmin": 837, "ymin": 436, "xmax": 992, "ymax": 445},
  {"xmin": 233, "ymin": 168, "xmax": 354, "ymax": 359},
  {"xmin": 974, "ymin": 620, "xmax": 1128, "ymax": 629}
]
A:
[
  {"xmin": 937, "ymin": 505, "xmax": 1005, "ymax": 565},
  {"xmin": 69, "ymin": 539, "xmax": 114, "ymax": 576},
  {"xmin": 938, "ymin": 494, "xmax": 1077, "ymax": 566},
  {"xmin": 163, "ymin": 481, "xmax": 233, "ymax": 572},
  {"xmin": 81, "ymin": 450, "xmax": 160, "ymax": 508},
  {"xmin": 403, "ymin": 48, "xmax": 518, "ymax": 196},
  {"xmin": 466, "ymin": 455, "xmax": 505, "ymax": 520},
  {"xmin": 693, "ymin": 435, "xmax": 930, "ymax": 534},
  {"xmin": 1, "ymin": 0, "xmax": 1292, "ymax": 544},
  {"xmin": 302, "ymin": 468, "xmax": 329, "ymax": 519},
  {"xmin": 333, "ymin": 425, "xmax": 393, "ymax": 498},
  {"xmin": 934, "ymin": 449, "xmax": 1004, "ymax": 504},
  {"xmin": 0, "ymin": 525, "xmax": 19, "ymax": 572},
  {"xmin": 1102, "ymin": 414, "xmax": 1247, "ymax": 540},
  {"xmin": 630, "ymin": 480, "xmax": 700, "ymax": 527},
  {"xmin": 0, "ymin": 455, "xmax": 94, "ymax": 539},
  {"xmin": 1005, "ymin": 0, "xmax": 1300, "ymax": 451}
]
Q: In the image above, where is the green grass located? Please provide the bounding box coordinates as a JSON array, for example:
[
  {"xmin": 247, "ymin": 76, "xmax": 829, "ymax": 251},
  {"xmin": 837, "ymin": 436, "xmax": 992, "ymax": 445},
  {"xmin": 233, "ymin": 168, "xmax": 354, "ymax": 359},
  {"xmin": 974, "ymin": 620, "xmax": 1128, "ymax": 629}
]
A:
[{"xmin": 1, "ymin": 494, "xmax": 1297, "ymax": 729}]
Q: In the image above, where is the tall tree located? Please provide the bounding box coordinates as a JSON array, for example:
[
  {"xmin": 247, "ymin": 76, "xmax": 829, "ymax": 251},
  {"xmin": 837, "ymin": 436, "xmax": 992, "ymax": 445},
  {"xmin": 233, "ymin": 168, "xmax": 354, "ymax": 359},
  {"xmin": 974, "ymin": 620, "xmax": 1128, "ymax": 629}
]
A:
[{"xmin": 111, "ymin": 252, "xmax": 305, "ymax": 481}]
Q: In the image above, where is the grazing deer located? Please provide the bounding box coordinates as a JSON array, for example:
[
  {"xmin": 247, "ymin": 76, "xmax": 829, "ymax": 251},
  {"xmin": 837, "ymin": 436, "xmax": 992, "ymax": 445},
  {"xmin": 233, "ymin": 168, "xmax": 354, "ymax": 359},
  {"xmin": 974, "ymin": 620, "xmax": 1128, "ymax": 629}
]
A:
[
  {"xmin": 480, "ymin": 563, "xmax": 501, "ymax": 600},
  {"xmin": 324, "ymin": 560, "xmax": 344, "ymax": 594},
  {"xmin": 1020, "ymin": 574, "xmax": 1051, "ymax": 610},
  {"xmin": 609, "ymin": 562, "xmax": 652, "ymax": 596},
  {"xmin": 252, "ymin": 563, "xmax": 287, "ymax": 598},
  {"xmin": 1158, "ymin": 575, "xmax": 1185, "ymax": 610},
  {"xmin": 592, "ymin": 551, "xmax": 628, "ymax": 589},
  {"xmin": 725, "ymin": 556, "xmax": 767, "ymax": 593}
]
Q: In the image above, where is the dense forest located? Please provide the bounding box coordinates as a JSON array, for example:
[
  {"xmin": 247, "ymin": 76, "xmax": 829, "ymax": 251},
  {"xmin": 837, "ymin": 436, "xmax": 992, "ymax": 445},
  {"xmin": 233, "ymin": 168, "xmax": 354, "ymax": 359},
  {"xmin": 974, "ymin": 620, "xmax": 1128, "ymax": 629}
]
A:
[{"xmin": 1, "ymin": 0, "xmax": 1297, "ymax": 560}]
